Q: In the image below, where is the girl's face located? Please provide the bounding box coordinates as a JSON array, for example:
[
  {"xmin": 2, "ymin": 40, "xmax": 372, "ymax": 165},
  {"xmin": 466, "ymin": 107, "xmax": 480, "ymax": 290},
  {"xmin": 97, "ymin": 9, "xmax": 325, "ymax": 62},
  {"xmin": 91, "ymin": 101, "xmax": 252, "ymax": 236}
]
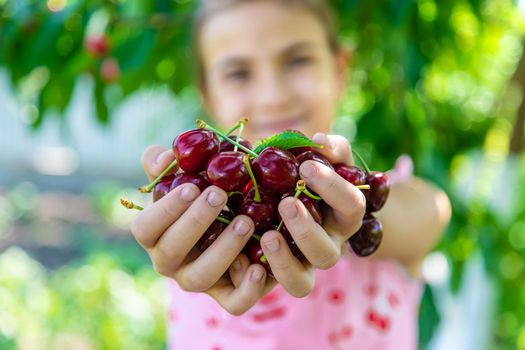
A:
[{"xmin": 199, "ymin": 1, "xmax": 346, "ymax": 141}]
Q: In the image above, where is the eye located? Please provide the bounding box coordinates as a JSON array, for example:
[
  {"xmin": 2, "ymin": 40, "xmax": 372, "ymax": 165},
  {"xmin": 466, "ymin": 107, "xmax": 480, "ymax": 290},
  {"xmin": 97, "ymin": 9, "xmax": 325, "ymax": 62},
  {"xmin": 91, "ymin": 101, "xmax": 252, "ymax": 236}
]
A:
[
  {"xmin": 226, "ymin": 69, "xmax": 249, "ymax": 82},
  {"xmin": 288, "ymin": 56, "xmax": 313, "ymax": 68}
]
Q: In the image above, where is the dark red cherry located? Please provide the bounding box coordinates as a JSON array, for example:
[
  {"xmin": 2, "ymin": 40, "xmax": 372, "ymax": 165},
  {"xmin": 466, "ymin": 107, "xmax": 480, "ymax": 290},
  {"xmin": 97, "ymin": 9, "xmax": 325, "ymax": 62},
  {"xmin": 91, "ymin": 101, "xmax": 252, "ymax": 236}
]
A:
[
  {"xmin": 334, "ymin": 164, "xmax": 367, "ymax": 186},
  {"xmin": 227, "ymin": 192, "xmax": 244, "ymax": 215},
  {"xmin": 219, "ymin": 136, "xmax": 252, "ymax": 153},
  {"xmin": 153, "ymin": 174, "xmax": 175, "ymax": 202},
  {"xmin": 172, "ymin": 129, "xmax": 219, "ymax": 173},
  {"xmin": 364, "ymin": 172, "xmax": 390, "ymax": 212},
  {"xmin": 289, "ymin": 146, "xmax": 313, "ymax": 156},
  {"xmin": 348, "ymin": 213, "xmax": 383, "ymax": 257},
  {"xmin": 170, "ymin": 173, "xmax": 209, "ymax": 193},
  {"xmin": 247, "ymin": 240, "xmax": 273, "ymax": 278},
  {"xmin": 199, "ymin": 171, "xmax": 210, "ymax": 183},
  {"xmin": 295, "ymin": 150, "xmax": 334, "ymax": 171},
  {"xmin": 84, "ymin": 34, "xmax": 109, "ymax": 57},
  {"xmin": 206, "ymin": 151, "xmax": 250, "ymax": 191},
  {"xmin": 252, "ymin": 147, "xmax": 299, "ymax": 194},
  {"xmin": 101, "ymin": 58, "xmax": 120, "ymax": 83},
  {"xmin": 278, "ymin": 225, "xmax": 304, "ymax": 260},
  {"xmin": 239, "ymin": 189, "xmax": 278, "ymax": 232},
  {"xmin": 196, "ymin": 211, "xmax": 233, "ymax": 251}
]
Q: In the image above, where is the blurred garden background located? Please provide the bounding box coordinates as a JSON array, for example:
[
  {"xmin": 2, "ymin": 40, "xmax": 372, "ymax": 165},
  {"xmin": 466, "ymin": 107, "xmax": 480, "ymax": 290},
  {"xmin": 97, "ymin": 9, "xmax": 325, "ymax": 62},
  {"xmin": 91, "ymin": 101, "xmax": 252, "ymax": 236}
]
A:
[{"xmin": 1, "ymin": 0, "xmax": 525, "ymax": 349}]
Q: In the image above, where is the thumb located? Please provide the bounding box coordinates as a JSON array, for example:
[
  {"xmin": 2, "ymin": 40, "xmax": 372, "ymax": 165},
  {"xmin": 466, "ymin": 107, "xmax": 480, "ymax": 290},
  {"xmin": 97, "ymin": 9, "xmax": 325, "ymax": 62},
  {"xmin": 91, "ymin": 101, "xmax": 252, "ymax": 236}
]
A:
[
  {"xmin": 386, "ymin": 154, "xmax": 413, "ymax": 185},
  {"xmin": 140, "ymin": 145, "xmax": 177, "ymax": 182}
]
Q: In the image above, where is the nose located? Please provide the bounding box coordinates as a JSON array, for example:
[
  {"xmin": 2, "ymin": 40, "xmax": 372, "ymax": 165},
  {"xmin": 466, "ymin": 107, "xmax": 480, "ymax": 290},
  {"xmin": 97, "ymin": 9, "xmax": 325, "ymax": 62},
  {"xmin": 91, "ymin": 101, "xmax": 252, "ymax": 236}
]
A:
[{"xmin": 253, "ymin": 66, "xmax": 293, "ymax": 113}]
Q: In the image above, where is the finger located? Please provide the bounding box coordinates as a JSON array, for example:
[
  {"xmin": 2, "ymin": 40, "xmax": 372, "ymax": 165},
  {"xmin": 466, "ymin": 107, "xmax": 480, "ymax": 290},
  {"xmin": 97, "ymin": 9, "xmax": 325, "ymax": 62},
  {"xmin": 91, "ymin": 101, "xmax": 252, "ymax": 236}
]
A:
[
  {"xmin": 208, "ymin": 264, "xmax": 268, "ymax": 316},
  {"xmin": 278, "ymin": 198, "xmax": 341, "ymax": 270},
  {"xmin": 300, "ymin": 160, "xmax": 365, "ymax": 231},
  {"xmin": 180, "ymin": 215, "xmax": 255, "ymax": 291},
  {"xmin": 141, "ymin": 144, "xmax": 177, "ymax": 182},
  {"xmin": 229, "ymin": 254, "xmax": 250, "ymax": 288},
  {"xmin": 152, "ymin": 186, "xmax": 228, "ymax": 272},
  {"xmin": 130, "ymin": 183, "xmax": 200, "ymax": 248},
  {"xmin": 386, "ymin": 154, "xmax": 414, "ymax": 185},
  {"xmin": 312, "ymin": 133, "xmax": 352, "ymax": 165},
  {"xmin": 260, "ymin": 230, "xmax": 315, "ymax": 297}
]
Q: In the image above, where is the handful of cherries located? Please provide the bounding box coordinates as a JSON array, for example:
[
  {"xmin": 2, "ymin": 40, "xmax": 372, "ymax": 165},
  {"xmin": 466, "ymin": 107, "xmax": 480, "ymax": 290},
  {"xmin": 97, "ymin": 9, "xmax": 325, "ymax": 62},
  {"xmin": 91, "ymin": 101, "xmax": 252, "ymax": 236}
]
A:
[{"xmin": 121, "ymin": 119, "xmax": 390, "ymax": 277}]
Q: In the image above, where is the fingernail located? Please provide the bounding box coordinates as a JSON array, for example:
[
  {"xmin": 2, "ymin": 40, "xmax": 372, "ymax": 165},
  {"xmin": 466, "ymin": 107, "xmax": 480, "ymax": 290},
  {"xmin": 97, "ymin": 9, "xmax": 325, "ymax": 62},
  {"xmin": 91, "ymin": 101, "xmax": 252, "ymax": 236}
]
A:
[
  {"xmin": 312, "ymin": 133, "xmax": 333, "ymax": 149},
  {"xmin": 233, "ymin": 219, "xmax": 251, "ymax": 236},
  {"xmin": 265, "ymin": 238, "xmax": 280, "ymax": 253},
  {"xmin": 282, "ymin": 203, "xmax": 298, "ymax": 219},
  {"xmin": 232, "ymin": 259, "xmax": 242, "ymax": 271},
  {"xmin": 207, "ymin": 191, "xmax": 226, "ymax": 207},
  {"xmin": 181, "ymin": 185, "xmax": 198, "ymax": 202},
  {"xmin": 251, "ymin": 268, "xmax": 264, "ymax": 282},
  {"xmin": 300, "ymin": 162, "xmax": 316, "ymax": 179},
  {"xmin": 360, "ymin": 191, "xmax": 367, "ymax": 206},
  {"xmin": 312, "ymin": 132, "xmax": 327, "ymax": 145}
]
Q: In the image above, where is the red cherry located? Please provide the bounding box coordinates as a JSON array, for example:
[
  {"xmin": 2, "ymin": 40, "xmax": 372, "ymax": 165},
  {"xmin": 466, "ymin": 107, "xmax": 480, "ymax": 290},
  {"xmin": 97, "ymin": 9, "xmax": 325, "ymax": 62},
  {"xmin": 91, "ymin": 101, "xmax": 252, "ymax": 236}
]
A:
[
  {"xmin": 153, "ymin": 174, "xmax": 175, "ymax": 202},
  {"xmin": 289, "ymin": 146, "xmax": 313, "ymax": 156},
  {"xmin": 226, "ymin": 192, "xmax": 243, "ymax": 215},
  {"xmin": 172, "ymin": 129, "xmax": 219, "ymax": 173},
  {"xmin": 348, "ymin": 212, "xmax": 383, "ymax": 257},
  {"xmin": 277, "ymin": 192, "xmax": 323, "ymax": 256},
  {"xmin": 196, "ymin": 211, "xmax": 233, "ymax": 251},
  {"xmin": 206, "ymin": 151, "xmax": 250, "ymax": 191},
  {"xmin": 246, "ymin": 240, "xmax": 273, "ymax": 277},
  {"xmin": 239, "ymin": 188, "xmax": 278, "ymax": 232},
  {"xmin": 364, "ymin": 172, "xmax": 390, "ymax": 212},
  {"xmin": 252, "ymin": 147, "xmax": 299, "ymax": 194},
  {"xmin": 334, "ymin": 164, "xmax": 366, "ymax": 186},
  {"xmin": 84, "ymin": 34, "xmax": 109, "ymax": 57},
  {"xmin": 219, "ymin": 136, "xmax": 252, "ymax": 153},
  {"xmin": 295, "ymin": 150, "xmax": 334, "ymax": 171},
  {"xmin": 101, "ymin": 58, "xmax": 120, "ymax": 83},
  {"xmin": 278, "ymin": 225, "xmax": 304, "ymax": 259},
  {"xmin": 169, "ymin": 173, "xmax": 209, "ymax": 193}
]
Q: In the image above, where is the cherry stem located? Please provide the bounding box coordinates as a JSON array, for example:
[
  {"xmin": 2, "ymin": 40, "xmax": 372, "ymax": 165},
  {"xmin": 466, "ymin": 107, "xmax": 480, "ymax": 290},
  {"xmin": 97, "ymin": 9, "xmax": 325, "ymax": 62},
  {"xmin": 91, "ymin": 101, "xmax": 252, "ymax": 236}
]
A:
[
  {"xmin": 215, "ymin": 215, "xmax": 231, "ymax": 225},
  {"xmin": 139, "ymin": 158, "xmax": 178, "ymax": 193},
  {"xmin": 216, "ymin": 214, "xmax": 259, "ymax": 241},
  {"xmin": 120, "ymin": 198, "xmax": 144, "ymax": 211},
  {"xmin": 243, "ymin": 154, "xmax": 261, "ymax": 202},
  {"xmin": 302, "ymin": 187, "xmax": 322, "ymax": 201},
  {"xmin": 197, "ymin": 119, "xmax": 258, "ymax": 158},
  {"xmin": 277, "ymin": 180, "xmax": 305, "ymax": 232},
  {"xmin": 234, "ymin": 120, "xmax": 245, "ymax": 152},
  {"xmin": 228, "ymin": 191, "xmax": 243, "ymax": 197},
  {"xmin": 351, "ymin": 149, "xmax": 371, "ymax": 175},
  {"xmin": 356, "ymin": 184, "xmax": 371, "ymax": 190},
  {"xmin": 224, "ymin": 118, "xmax": 249, "ymax": 138},
  {"xmin": 260, "ymin": 255, "xmax": 267, "ymax": 263}
]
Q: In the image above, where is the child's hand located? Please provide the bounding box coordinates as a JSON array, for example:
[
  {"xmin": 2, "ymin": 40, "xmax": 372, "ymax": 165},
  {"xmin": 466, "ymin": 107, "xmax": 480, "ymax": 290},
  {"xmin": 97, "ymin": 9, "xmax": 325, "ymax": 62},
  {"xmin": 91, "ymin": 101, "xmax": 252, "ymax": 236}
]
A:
[
  {"xmin": 130, "ymin": 145, "xmax": 276, "ymax": 315},
  {"xmin": 258, "ymin": 133, "xmax": 366, "ymax": 296}
]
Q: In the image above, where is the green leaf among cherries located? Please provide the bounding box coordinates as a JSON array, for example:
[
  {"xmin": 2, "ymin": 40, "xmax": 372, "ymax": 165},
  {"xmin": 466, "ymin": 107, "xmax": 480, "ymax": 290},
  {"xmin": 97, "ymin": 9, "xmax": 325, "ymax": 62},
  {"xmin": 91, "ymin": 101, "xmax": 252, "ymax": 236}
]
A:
[{"xmin": 253, "ymin": 130, "xmax": 323, "ymax": 154}]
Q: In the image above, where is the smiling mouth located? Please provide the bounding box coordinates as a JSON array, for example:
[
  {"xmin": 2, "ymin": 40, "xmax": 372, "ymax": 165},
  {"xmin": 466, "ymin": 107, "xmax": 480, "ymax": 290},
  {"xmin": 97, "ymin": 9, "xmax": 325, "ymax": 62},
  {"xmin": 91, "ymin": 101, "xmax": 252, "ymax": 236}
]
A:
[{"xmin": 250, "ymin": 115, "xmax": 308, "ymax": 135}]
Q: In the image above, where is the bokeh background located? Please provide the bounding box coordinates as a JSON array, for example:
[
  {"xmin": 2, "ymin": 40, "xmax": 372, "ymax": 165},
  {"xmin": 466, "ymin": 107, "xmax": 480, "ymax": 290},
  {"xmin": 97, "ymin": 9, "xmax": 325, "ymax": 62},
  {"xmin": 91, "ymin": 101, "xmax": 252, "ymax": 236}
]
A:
[{"xmin": 1, "ymin": 0, "xmax": 525, "ymax": 349}]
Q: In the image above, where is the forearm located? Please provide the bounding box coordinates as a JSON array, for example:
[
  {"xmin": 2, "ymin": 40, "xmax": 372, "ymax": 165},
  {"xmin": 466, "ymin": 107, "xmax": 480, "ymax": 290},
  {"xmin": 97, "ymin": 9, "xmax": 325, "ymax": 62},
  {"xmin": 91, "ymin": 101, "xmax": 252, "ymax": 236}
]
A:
[{"xmin": 368, "ymin": 177, "xmax": 451, "ymax": 276}]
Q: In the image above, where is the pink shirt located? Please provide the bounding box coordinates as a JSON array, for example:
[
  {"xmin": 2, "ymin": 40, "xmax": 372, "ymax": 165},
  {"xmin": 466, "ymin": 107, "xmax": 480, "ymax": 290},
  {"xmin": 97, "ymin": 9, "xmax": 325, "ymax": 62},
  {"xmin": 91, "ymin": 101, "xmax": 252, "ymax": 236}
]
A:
[{"xmin": 167, "ymin": 253, "xmax": 422, "ymax": 350}]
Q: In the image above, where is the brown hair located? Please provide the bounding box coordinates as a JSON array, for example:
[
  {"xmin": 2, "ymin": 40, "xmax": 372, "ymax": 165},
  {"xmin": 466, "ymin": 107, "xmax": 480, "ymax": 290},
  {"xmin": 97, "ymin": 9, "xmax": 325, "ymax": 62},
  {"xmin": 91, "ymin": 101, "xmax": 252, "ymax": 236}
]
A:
[{"xmin": 192, "ymin": 0, "xmax": 340, "ymax": 89}]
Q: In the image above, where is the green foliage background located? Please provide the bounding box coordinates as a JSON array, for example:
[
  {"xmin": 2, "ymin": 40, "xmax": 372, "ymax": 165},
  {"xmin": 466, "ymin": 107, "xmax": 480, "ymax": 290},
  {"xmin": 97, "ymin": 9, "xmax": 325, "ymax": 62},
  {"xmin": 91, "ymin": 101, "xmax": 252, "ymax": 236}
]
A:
[{"xmin": 1, "ymin": 0, "xmax": 525, "ymax": 349}]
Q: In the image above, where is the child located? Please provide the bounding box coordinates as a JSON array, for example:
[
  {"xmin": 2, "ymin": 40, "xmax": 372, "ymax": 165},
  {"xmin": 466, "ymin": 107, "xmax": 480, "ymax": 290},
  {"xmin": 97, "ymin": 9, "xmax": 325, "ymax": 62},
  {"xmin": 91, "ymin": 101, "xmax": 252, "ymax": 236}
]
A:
[{"xmin": 131, "ymin": 1, "xmax": 452, "ymax": 348}]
